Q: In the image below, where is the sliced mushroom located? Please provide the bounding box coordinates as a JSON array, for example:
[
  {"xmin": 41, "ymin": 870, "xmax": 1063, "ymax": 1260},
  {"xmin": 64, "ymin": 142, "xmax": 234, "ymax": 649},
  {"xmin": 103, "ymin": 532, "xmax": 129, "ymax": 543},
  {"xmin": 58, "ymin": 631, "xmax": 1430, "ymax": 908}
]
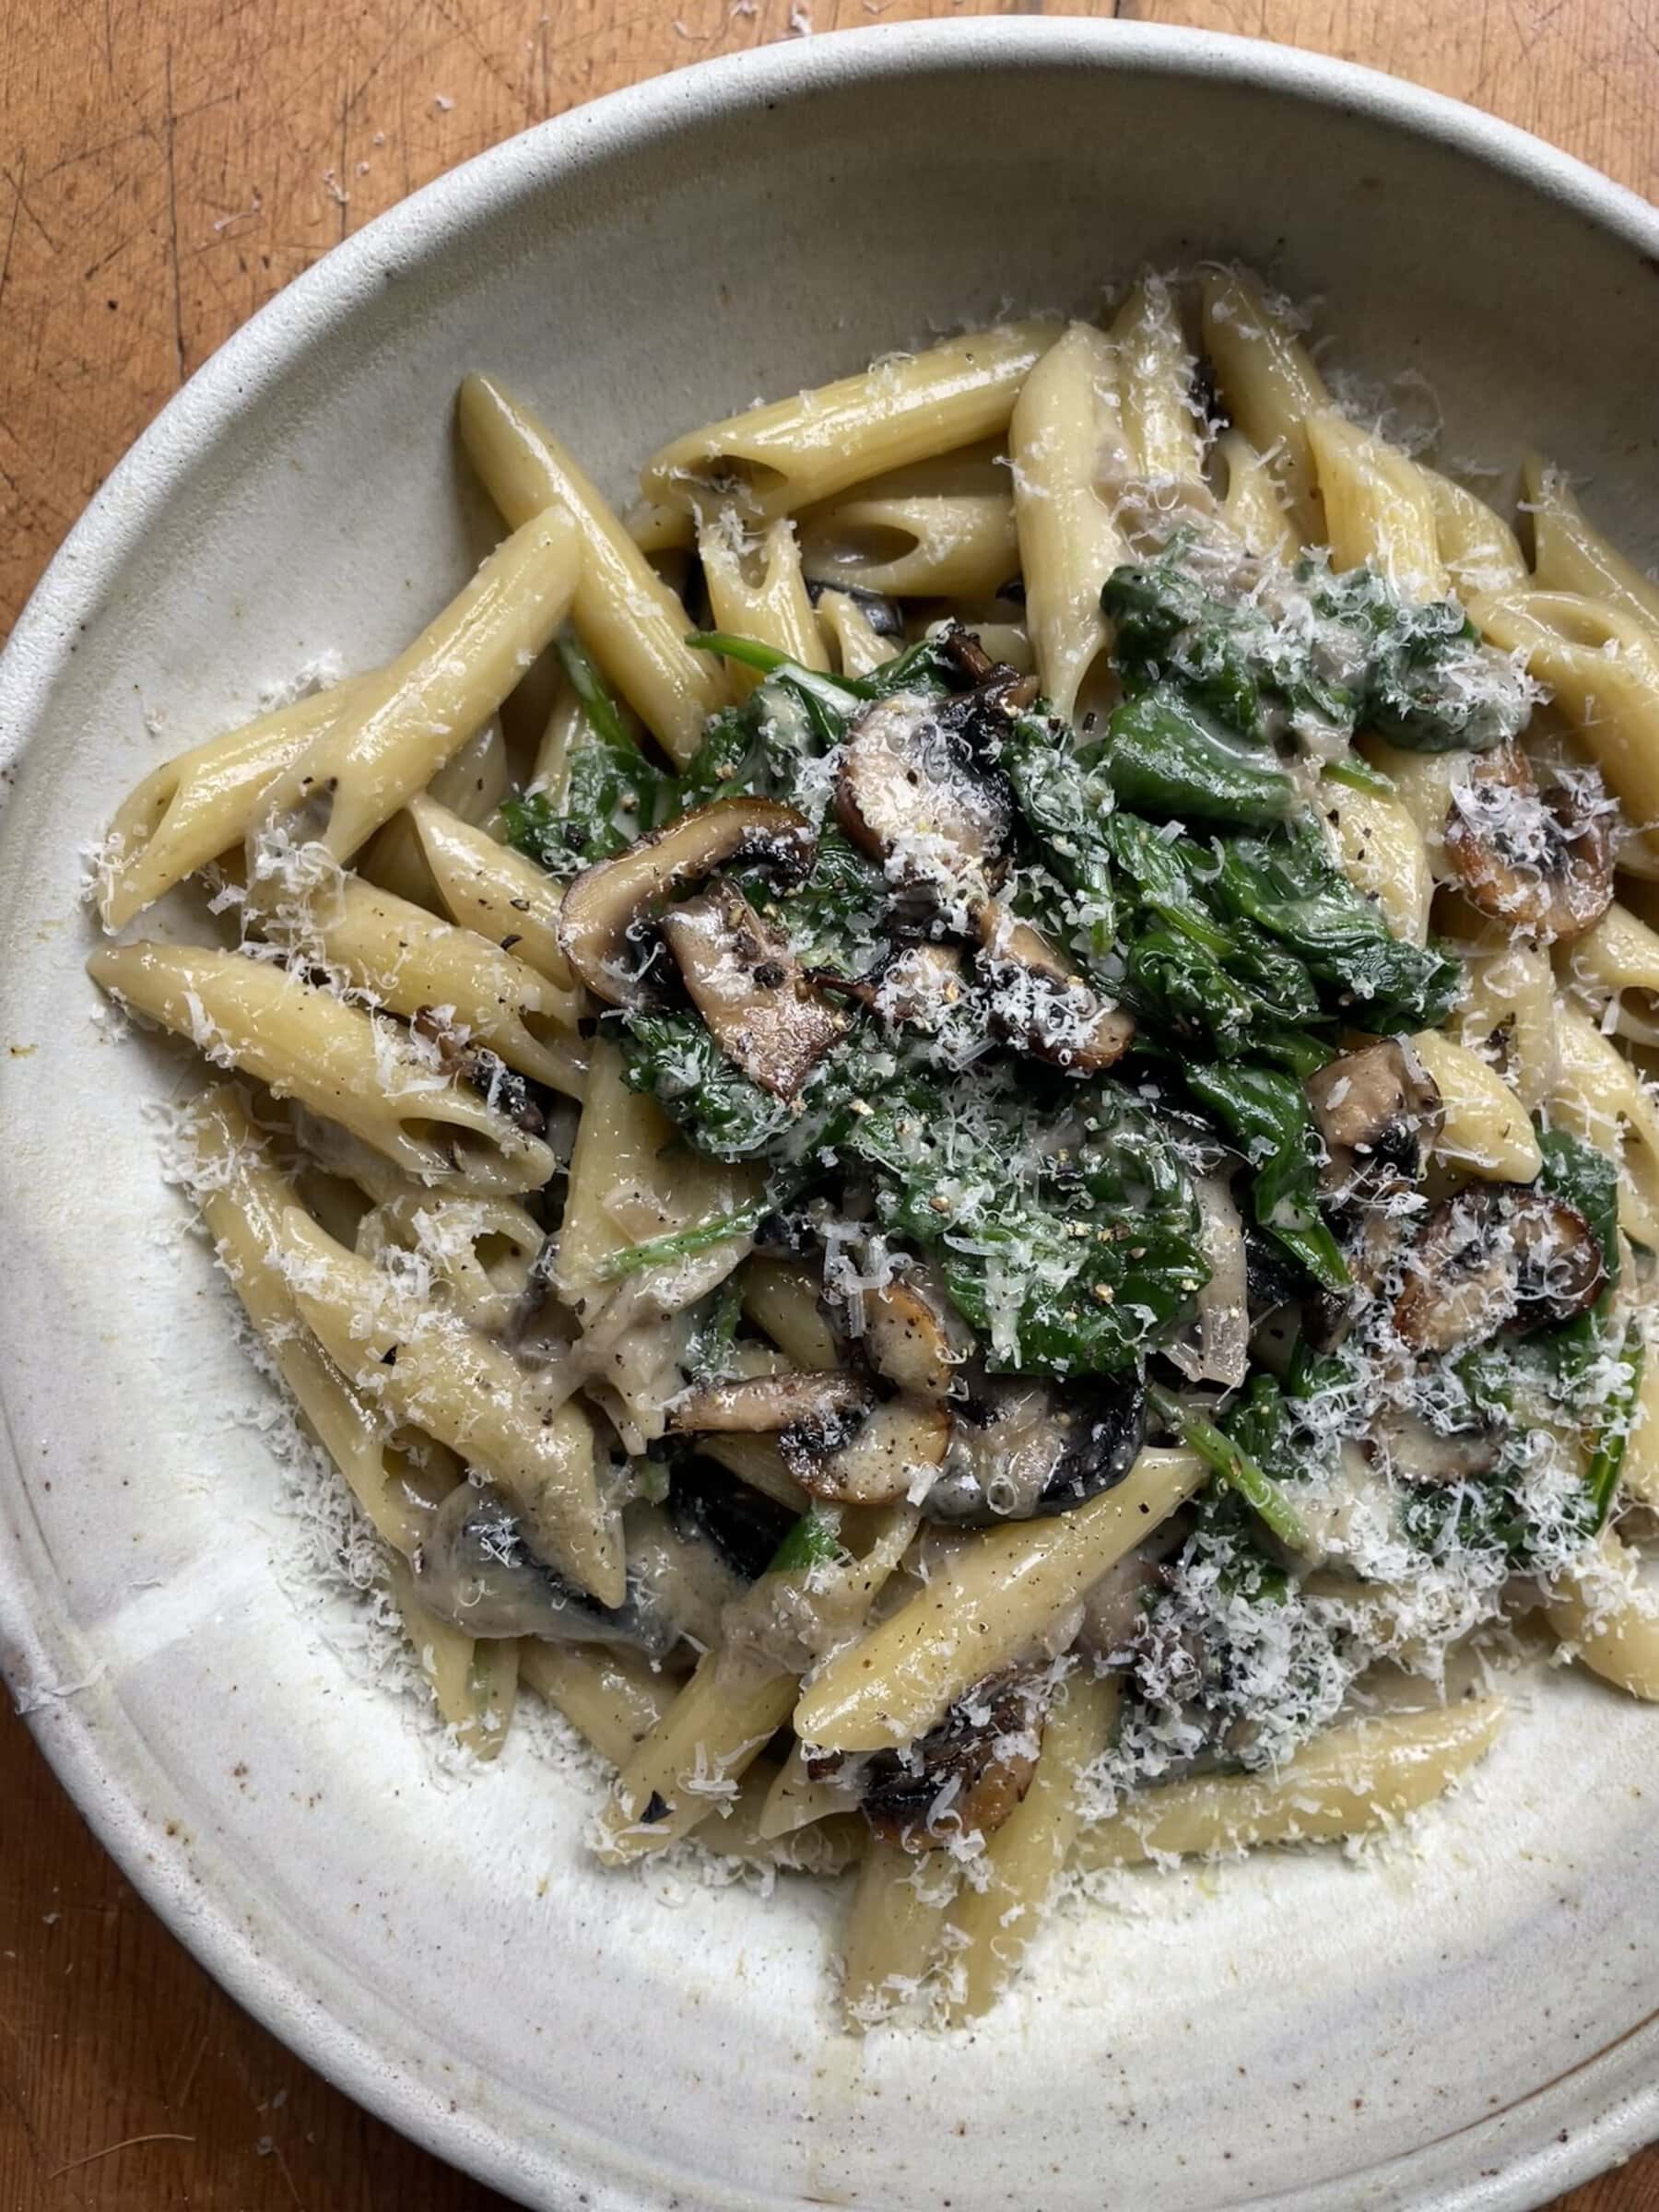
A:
[
  {"xmin": 1443, "ymin": 744, "xmax": 1614, "ymax": 945},
  {"xmin": 923, "ymin": 1378, "xmax": 1146, "ymax": 1524},
  {"xmin": 669, "ymin": 1370, "xmax": 873, "ymax": 1434},
  {"xmin": 975, "ymin": 905, "xmax": 1135, "ymax": 1076},
  {"xmin": 861, "ymin": 1671, "xmax": 1045, "ymax": 1852},
  {"xmin": 1306, "ymin": 1206, "xmax": 1409, "ymax": 1353},
  {"xmin": 413, "ymin": 1477, "xmax": 673, "ymax": 1652},
  {"xmin": 558, "ymin": 797, "xmax": 817, "ymax": 1005},
  {"xmin": 780, "ymin": 1394, "xmax": 952, "ymax": 1505},
  {"xmin": 1393, "ymin": 1184, "xmax": 1605, "ymax": 1353},
  {"xmin": 1306, "ymin": 1037, "xmax": 1443, "ymax": 1201},
  {"xmin": 859, "ymin": 1270, "xmax": 976, "ymax": 1401},
  {"xmin": 835, "ymin": 689, "xmax": 1012, "ymax": 892},
  {"xmin": 661, "ymin": 880, "xmax": 846, "ymax": 1099}
]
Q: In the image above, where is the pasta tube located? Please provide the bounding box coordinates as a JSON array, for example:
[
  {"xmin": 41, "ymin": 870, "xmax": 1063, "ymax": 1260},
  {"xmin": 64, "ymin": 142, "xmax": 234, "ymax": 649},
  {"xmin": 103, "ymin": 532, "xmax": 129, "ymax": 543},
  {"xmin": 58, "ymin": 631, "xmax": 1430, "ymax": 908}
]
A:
[
  {"xmin": 1305, "ymin": 413, "xmax": 1446, "ymax": 602},
  {"xmin": 257, "ymin": 509, "xmax": 581, "ymax": 861},
  {"xmin": 794, "ymin": 1449, "xmax": 1206, "ymax": 1753},
  {"xmin": 98, "ymin": 678, "xmax": 368, "ymax": 932},
  {"xmin": 799, "ymin": 491, "xmax": 1018, "ymax": 601},
  {"xmin": 1010, "ymin": 321, "xmax": 1129, "ymax": 724},
  {"xmin": 815, "ymin": 587, "xmax": 900, "ymax": 679},
  {"xmin": 1109, "ymin": 275, "xmax": 1207, "ymax": 498},
  {"xmin": 1468, "ymin": 590, "xmax": 1659, "ymax": 831},
  {"xmin": 518, "ymin": 1641, "xmax": 679, "ymax": 1765},
  {"xmin": 1422, "ymin": 468, "xmax": 1527, "ymax": 594},
  {"xmin": 274, "ymin": 1206, "xmax": 623, "ymax": 1606},
  {"xmin": 358, "ymin": 719, "xmax": 509, "ymax": 911},
  {"xmin": 1200, "ymin": 267, "xmax": 1330, "ymax": 538},
  {"xmin": 1319, "ymin": 782, "xmax": 1432, "ymax": 946},
  {"xmin": 87, "ymin": 941, "xmax": 554, "ymax": 1195},
  {"xmin": 842, "ymin": 1843, "xmax": 959, "ymax": 2024},
  {"xmin": 639, "ymin": 319, "xmax": 1059, "ymax": 522},
  {"xmin": 387, "ymin": 1556, "xmax": 519, "ymax": 1758},
  {"xmin": 946, "ymin": 1669, "xmax": 1120, "ymax": 2021},
  {"xmin": 698, "ymin": 512, "xmax": 829, "ymax": 679},
  {"xmin": 1073, "ymin": 1700, "xmax": 1504, "ymax": 1867},
  {"xmin": 253, "ymin": 868, "xmax": 585, "ymax": 1094},
  {"xmin": 186, "ymin": 1085, "xmax": 452, "ymax": 1554},
  {"xmin": 1522, "ymin": 454, "xmax": 1659, "ymax": 641},
  {"xmin": 1545, "ymin": 1527, "xmax": 1659, "ymax": 1700},
  {"xmin": 1216, "ymin": 429, "xmax": 1299, "ymax": 559},
  {"xmin": 1410, "ymin": 1030, "xmax": 1543, "ymax": 1182},
  {"xmin": 1551, "ymin": 1004, "xmax": 1659, "ymax": 1245},
  {"xmin": 456, "ymin": 374, "xmax": 728, "ymax": 766},
  {"xmin": 408, "ymin": 794, "xmax": 574, "ymax": 990}
]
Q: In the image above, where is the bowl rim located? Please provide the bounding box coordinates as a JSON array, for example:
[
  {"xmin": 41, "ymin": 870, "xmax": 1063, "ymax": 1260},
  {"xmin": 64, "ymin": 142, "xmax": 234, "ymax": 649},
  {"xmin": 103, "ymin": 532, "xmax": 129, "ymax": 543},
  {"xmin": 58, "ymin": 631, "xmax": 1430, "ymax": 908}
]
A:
[{"xmin": 3, "ymin": 18, "xmax": 1657, "ymax": 2211}]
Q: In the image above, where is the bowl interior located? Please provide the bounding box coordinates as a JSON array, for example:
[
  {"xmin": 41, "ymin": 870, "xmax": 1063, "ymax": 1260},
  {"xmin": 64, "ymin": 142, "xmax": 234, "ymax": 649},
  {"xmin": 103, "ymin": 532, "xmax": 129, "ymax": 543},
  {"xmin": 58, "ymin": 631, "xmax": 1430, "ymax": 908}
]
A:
[{"xmin": 3, "ymin": 25, "xmax": 1658, "ymax": 2212}]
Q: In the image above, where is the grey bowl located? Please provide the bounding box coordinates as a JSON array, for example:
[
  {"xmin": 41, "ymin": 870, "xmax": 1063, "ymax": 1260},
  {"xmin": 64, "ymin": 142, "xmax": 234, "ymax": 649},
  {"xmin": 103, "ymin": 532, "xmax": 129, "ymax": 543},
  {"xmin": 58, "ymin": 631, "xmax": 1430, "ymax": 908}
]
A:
[{"xmin": 2, "ymin": 19, "xmax": 1657, "ymax": 2212}]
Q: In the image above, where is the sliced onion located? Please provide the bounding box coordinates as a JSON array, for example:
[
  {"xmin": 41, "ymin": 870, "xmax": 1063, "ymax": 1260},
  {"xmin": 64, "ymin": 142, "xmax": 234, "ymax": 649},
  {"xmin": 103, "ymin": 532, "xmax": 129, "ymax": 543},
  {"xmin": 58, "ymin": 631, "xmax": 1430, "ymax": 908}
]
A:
[{"xmin": 1164, "ymin": 1174, "xmax": 1248, "ymax": 1388}]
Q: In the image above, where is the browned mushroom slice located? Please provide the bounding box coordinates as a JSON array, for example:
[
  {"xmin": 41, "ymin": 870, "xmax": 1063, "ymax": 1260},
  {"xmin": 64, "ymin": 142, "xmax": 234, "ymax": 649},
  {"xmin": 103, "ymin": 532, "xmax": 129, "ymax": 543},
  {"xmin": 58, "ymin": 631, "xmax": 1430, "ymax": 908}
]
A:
[
  {"xmin": 860, "ymin": 1271, "xmax": 976, "ymax": 1401},
  {"xmin": 924, "ymin": 1378, "xmax": 1146, "ymax": 1524},
  {"xmin": 1443, "ymin": 743, "xmax": 1614, "ymax": 945},
  {"xmin": 1305, "ymin": 1037, "xmax": 1443, "ymax": 1200},
  {"xmin": 809, "ymin": 940, "xmax": 967, "ymax": 1031},
  {"xmin": 670, "ymin": 1371, "xmax": 873, "ymax": 1434},
  {"xmin": 558, "ymin": 796, "xmax": 817, "ymax": 1005},
  {"xmin": 661, "ymin": 881, "xmax": 847, "ymax": 1100},
  {"xmin": 1393, "ymin": 1184, "xmax": 1605, "ymax": 1354},
  {"xmin": 860, "ymin": 1672, "xmax": 1045, "ymax": 1852},
  {"xmin": 779, "ymin": 1394, "xmax": 952, "ymax": 1505},
  {"xmin": 976, "ymin": 905, "xmax": 1135, "ymax": 1075},
  {"xmin": 835, "ymin": 690, "xmax": 1012, "ymax": 889}
]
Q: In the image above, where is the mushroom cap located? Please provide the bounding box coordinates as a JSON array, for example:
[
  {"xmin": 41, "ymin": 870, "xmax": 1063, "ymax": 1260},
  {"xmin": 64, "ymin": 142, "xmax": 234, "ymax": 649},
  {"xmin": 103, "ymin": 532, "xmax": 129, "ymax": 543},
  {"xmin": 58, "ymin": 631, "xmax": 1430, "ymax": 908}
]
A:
[
  {"xmin": 661, "ymin": 880, "xmax": 846, "ymax": 1099},
  {"xmin": 1393, "ymin": 1182, "xmax": 1606, "ymax": 1353},
  {"xmin": 1443, "ymin": 744, "xmax": 1614, "ymax": 946},
  {"xmin": 558, "ymin": 796, "xmax": 818, "ymax": 1006}
]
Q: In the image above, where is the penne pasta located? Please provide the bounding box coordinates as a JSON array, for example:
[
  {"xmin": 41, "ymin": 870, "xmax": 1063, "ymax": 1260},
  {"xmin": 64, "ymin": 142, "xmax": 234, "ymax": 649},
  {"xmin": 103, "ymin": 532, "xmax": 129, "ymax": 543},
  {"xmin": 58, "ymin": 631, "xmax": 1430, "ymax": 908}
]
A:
[
  {"xmin": 1521, "ymin": 453, "xmax": 1659, "ymax": 641},
  {"xmin": 88, "ymin": 941, "xmax": 556, "ymax": 1194},
  {"xmin": 1451, "ymin": 941, "xmax": 1559, "ymax": 1112},
  {"xmin": 1108, "ymin": 274, "xmax": 1208, "ymax": 504},
  {"xmin": 517, "ymin": 1640, "xmax": 680, "ymax": 1766},
  {"xmin": 1072, "ymin": 1700, "xmax": 1504, "ymax": 1867},
  {"xmin": 1318, "ymin": 781, "xmax": 1433, "ymax": 946},
  {"xmin": 408, "ymin": 794, "xmax": 575, "ymax": 990},
  {"xmin": 592, "ymin": 1642, "xmax": 797, "ymax": 1863},
  {"xmin": 814, "ymin": 586, "xmax": 901, "ymax": 679},
  {"xmin": 1305, "ymin": 413, "xmax": 1446, "ymax": 602},
  {"xmin": 1199, "ymin": 266, "xmax": 1330, "ymax": 538},
  {"xmin": 1467, "ymin": 589, "xmax": 1659, "ymax": 832},
  {"xmin": 457, "ymin": 374, "xmax": 728, "ymax": 767},
  {"xmin": 1410, "ymin": 1029, "xmax": 1543, "ymax": 1182},
  {"xmin": 249, "ymin": 866, "xmax": 586, "ymax": 1097},
  {"xmin": 794, "ymin": 1451, "xmax": 1206, "ymax": 1753},
  {"xmin": 353, "ymin": 1192, "xmax": 544, "ymax": 1335},
  {"xmin": 1546, "ymin": 1528, "xmax": 1659, "ymax": 1700},
  {"xmin": 639, "ymin": 320, "xmax": 1059, "ymax": 522},
  {"xmin": 186, "ymin": 1085, "xmax": 453, "ymax": 1555},
  {"xmin": 274, "ymin": 1206, "xmax": 623, "ymax": 1606},
  {"xmin": 1564, "ymin": 901, "xmax": 1659, "ymax": 1049},
  {"xmin": 97, "ymin": 677, "xmax": 369, "ymax": 933},
  {"xmin": 1009, "ymin": 321, "xmax": 1129, "ymax": 724},
  {"xmin": 841, "ymin": 1842, "xmax": 959, "ymax": 2025},
  {"xmin": 741, "ymin": 1257, "xmax": 840, "ymax": 1371},
  {"xmin": 1421, "ymin": 468, "xmax": 1528, "ymax": 595},
  {"xmin": 358, "ymin": 718, "xmax": 510, "ymax": 912},
  {"xmin": 256, "ymin": 511, "xmax": 581, "ymax": 863},
  {"xmin": 1551, "ymin": 1003, "xmax": 1659, "ymax": 1245},
  {"xmin": 387, "ymin": 1556, "xmax": 520, "ymax": 1759},
  {"xmin": 946, "ymin": 1669, "xmax": 1119, "ymax": 2021},
  {"xmin": 1216, "ymin": 429, "xmax": 1300, "ymax": 559},
  {"xmin": 800, "ymin": 490, "xmax": 1019, "ymax": 602},
  {"xmin": 698, "ymin": 512, "xmax": 830, "ymax": 679}
]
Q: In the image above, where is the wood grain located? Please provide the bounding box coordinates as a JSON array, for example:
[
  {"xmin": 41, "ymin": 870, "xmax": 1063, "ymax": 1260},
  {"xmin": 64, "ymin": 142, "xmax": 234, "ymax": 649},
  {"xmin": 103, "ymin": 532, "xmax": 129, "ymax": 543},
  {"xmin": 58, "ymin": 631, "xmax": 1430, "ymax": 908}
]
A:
[{"xmin": 0, "ymin": 0, "xmax": 1655, "ymax": 2205}]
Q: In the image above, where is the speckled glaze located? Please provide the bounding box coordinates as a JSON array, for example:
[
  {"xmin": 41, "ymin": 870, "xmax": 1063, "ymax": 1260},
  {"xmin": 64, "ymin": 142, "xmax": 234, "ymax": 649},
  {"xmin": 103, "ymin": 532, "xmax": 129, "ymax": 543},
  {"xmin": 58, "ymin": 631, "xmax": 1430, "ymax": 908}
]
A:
[{"xmin": 2, "ymin": 21, "xmax": 1657, "ymax": 2211}]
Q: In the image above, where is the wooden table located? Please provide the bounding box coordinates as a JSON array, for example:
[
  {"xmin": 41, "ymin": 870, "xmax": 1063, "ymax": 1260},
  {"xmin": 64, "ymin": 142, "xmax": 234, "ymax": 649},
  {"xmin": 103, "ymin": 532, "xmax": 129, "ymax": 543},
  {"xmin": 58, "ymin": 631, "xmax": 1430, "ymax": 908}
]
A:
[{"xmin": 1, "ymin": 0, "xmax": 1655, "ymax": 2204}]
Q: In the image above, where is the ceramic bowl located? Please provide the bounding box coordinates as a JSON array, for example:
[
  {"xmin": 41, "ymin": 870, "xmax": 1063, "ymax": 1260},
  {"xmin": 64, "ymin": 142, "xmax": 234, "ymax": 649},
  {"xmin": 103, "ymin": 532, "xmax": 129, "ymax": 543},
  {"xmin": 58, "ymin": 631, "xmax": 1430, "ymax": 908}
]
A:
[{"xmin": 2, "ymin": 20, "xmax": 1657, "ymax": 2211}]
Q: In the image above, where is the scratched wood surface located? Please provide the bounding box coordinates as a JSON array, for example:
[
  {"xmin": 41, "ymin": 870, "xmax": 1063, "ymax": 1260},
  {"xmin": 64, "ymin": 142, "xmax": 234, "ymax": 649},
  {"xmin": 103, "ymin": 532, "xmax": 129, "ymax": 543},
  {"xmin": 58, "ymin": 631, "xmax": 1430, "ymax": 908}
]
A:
[{"xmin": 2, "ymin": 0, "xmax": 1657, "ymax": 2206}]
